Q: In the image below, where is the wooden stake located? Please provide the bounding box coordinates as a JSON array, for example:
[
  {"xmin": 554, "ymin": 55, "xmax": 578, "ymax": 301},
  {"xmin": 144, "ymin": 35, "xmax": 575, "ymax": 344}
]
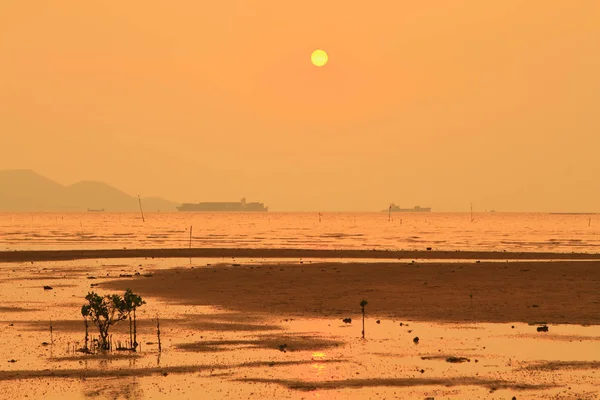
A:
[
  {"xmin": 129, "ymin": 314, "xmax": 133, "ymax": 350},
  {"xmin": 133, "ymin": 308, "xmax": 138, "ymax": 352},
  {"xmin": 138, "ymin": 195, "xmax": 145, "ymax": 222},
  {"xmin": 84, "ymin": 317, "xmax": 89, "ymax": 352},
  {"xmin": 157, "ymin": 315, "xmax": 162, "ymax": 353}
]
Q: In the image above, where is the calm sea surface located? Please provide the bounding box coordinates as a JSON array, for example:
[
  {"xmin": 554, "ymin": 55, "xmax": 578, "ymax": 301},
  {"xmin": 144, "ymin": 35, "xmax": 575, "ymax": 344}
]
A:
[{"xmin": 0, "ymin": 212, "xmax": 598, "ymax": 253}]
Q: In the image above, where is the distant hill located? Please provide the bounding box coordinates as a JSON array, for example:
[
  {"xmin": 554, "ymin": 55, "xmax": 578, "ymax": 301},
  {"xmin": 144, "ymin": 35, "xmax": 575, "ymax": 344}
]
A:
[{"xmin": 0, "ymin": 170, "xmax": 178, "ymax": 212}]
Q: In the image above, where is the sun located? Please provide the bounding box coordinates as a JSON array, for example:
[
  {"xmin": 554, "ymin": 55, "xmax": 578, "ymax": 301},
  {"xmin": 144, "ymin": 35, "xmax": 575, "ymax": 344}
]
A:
[{"xmin": 311, "ymin": 49, "xmax": 328, "ymax": 67}]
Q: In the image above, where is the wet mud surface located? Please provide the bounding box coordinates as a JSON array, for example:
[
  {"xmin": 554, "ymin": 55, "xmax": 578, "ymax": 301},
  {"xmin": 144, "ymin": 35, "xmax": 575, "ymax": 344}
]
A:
[{"xmin": 0, "ymin": 258, "xmax": 598, "ymax": 399}]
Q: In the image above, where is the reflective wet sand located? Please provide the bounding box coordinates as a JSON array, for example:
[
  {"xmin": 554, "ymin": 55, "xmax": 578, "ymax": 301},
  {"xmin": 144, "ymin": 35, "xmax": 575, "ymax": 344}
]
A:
[{"xmin": 0, "ymin": 258, "xmax": 598, "ymax": 399}]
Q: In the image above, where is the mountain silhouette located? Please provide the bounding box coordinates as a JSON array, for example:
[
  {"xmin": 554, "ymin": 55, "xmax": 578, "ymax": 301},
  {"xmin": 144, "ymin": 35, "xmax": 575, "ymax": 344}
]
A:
[{"xmin": 0, "ymin": 170, "xmax": 178, "ymax": 212}]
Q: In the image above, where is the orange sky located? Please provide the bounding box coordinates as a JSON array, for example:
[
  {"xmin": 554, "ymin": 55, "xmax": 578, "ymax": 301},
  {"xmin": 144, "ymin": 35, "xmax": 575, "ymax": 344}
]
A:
[{"xmin": 1, "ymin": 1, "xmax": 599, "ymax": 211}]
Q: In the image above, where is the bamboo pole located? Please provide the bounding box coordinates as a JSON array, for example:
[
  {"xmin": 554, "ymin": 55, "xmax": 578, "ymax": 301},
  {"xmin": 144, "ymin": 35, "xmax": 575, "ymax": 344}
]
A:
[
  {"xmin": 157, "ymin": 315, "xmax": 162, "ymax": 353},
  {"xmin": 138, "ymin": 195, "xmax": 145, "ymax": 222}
]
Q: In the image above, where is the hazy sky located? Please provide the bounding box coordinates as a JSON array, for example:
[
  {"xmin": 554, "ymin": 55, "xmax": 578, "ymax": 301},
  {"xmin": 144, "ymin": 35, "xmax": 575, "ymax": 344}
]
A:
[{"xmin": 1, "ymin": 1, "xmax": 599, "ymax": 211}]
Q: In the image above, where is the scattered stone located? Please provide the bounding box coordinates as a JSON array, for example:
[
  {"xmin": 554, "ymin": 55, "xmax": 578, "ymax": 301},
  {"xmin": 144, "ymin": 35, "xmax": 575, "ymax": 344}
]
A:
[
  {"xmin": 413, "ymin": 337, "xmax": 419, "ymax": 344},
  {"xmin": 162, "ymin": 372, "xmax": 168, "ymax": 377},
  {"xmin": 537, "ymin": 325, "xmax": 549, "ymax": 332},
  {"xmin": 532, "ymin": 304, "xmax": 539, "ymax": 308},
  {"xmin": 8, "ymin": 359, "xmax": 16, "ymax": 363},
  {"xmin": 511, "ymin": 325, "xmax": 515, "ymax": 329},
  {"xmin": 87, "ymin": 276, "xmax": 97, "ymax": 280},
  {"xmin": 342, "ymin": 318, "xmax": 352, "ymax": 324},
  {"xmin": 232, "ymin": 264, "xmax": 241, "ymax": 267},
  {"xmin": 399, "ymin": 322, "xmax": 404, "ymax": 326},
  {"xmin": 426, "ymin": 247, "xmax": 432, "ymax": 251},
  {"xmin": 376, "ymin": 320, "xmax": 380, "ymax": 324},
  {"xmin": 41, "ymin": 342, "xmax": 49, "ymax": 346},
  {"xmin": 43, "ymin": 285, "xmax": 53, "ymax": 290},
  {"xmin": 512, "ymin": 397, "xmax": 516, "ymax": 400},
  {"xmin": 119, "ymin": 274, "xmax": 132, "ymax": 278},
  {"xmin": 277, "ymin": 344, "xmax": 288, "ymax": 352},
  {"xmin": 420, "ymin": 369, "xmax": 425, "ymax": 373}
]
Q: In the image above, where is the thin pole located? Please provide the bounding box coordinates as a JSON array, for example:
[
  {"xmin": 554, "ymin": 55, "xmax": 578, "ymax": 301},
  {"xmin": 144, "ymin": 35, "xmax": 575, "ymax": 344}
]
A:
[
  {"xmin": 388, "ymin": 205, "xmax": 391, "ymax": 222},
  {"xmin": 189, "ymin": 226, "xmax": 193, "ymax": 248},
  {"xmin": 157, "ymin": 315, "xmax": 162, "ymax": 353},
  {"xmin": 138, "ymin": 195, "xmax": 145, "ymax": 222},
  {"xmin": 362, "ymin": 307, "xmax": 365, "ymax": 339}
]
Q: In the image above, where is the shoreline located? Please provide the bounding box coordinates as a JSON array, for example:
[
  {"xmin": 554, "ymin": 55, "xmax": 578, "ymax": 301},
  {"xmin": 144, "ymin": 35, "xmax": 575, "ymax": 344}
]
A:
[{"xmin": 1, "ymin": 247, "xmax": 600, "ymax": 263}]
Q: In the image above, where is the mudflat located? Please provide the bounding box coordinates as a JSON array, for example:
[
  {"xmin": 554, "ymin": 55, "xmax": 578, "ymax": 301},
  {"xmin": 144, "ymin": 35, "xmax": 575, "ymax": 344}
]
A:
[
  {"xmin": 103, "ymin": 260, "xmax": 600, "ymax": 325},
  {"xmin": 1, "ymin": 256, "xmax": 599, "ymax": 399}
]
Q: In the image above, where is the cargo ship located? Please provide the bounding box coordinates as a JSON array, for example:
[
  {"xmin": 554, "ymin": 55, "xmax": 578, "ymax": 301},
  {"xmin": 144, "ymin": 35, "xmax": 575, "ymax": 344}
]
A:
[
  {"xmin": 177, "ymin": 198, "xmax": 268, "ymax": 212},
  {"xmin": 384, "ymin": 203, "xmax": 431, "ymax": 212}
]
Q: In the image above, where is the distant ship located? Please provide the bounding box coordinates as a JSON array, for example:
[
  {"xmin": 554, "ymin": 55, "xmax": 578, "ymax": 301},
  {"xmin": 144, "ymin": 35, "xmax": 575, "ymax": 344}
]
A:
[
  {"xmin": 177, "ymin": 198, "xmax": 268, "ymax": 212},
  {"xmin": 384, "ymin": 203, "xmax": 432, "ymax": 212}
]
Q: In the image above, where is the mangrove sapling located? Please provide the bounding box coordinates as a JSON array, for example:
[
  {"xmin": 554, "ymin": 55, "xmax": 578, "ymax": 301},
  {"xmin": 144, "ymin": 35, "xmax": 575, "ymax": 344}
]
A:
[
  {"xmin": 360, "ymin": 299, "xmax": 368, "ymax": 339},
  {"xmin": 123, "ymin": 289, "xmax": 145, "ymax": 352},
  {"xmin": 81, "ymin": 292, "xmax": 129, "ymax": 351}
]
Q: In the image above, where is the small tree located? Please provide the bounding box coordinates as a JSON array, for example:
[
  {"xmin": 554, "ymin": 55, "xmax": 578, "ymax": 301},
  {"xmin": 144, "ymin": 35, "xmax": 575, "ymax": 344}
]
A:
[
  {"xmin": 360, "ymin": 299, "xmax": 368, "ymax": 339},
  {"xmin": 123, "ymin": 289, "xmax": 145, "ymax": 351},
  {"xmin": 81, "ymin": 291, "xmax": 129, "ymax": 351}
]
